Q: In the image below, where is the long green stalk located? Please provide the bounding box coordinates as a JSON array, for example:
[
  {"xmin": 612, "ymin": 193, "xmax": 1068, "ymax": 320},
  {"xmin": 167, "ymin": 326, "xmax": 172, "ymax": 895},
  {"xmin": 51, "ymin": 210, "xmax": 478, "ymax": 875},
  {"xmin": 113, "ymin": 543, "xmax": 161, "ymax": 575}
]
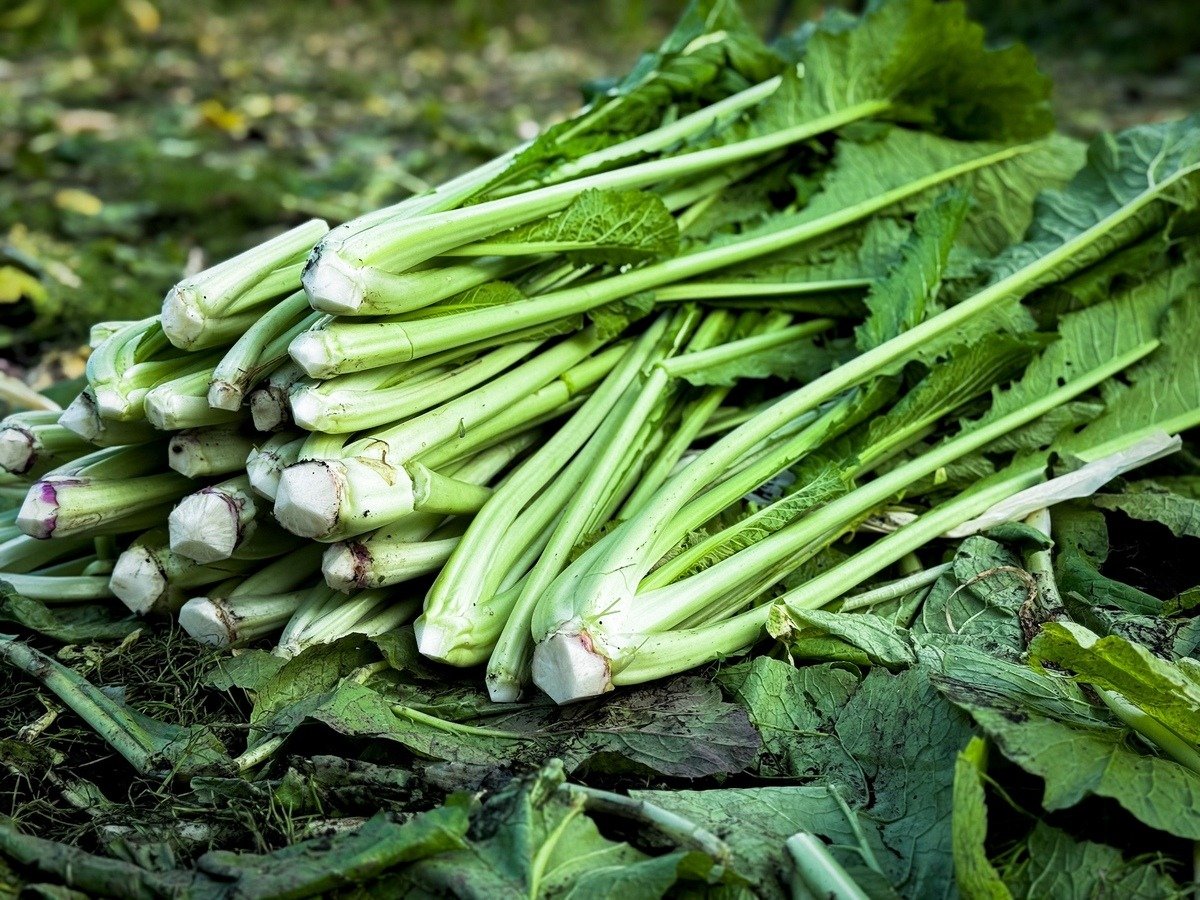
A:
[
  {"xmin": 526, "ymin": 147, "xmax": 1200, "ymax": 689},
  {"xmin": 531, "ymin": 342, "xmax": 1158, "ymax": 701},
  {"xmin": 208, "ymin": 290, "xmax": 321, "ymax": 410},
  {"xmin": 291, "ymin": 140, "xmax": 1033, "ymax": 370},
  {"xmin": 415, "ymin": 315, "xmax": 674, "ymax": 662},
  {"xmin": 323, "ymin": 99, "xmax": 892, "ymax": 275}
]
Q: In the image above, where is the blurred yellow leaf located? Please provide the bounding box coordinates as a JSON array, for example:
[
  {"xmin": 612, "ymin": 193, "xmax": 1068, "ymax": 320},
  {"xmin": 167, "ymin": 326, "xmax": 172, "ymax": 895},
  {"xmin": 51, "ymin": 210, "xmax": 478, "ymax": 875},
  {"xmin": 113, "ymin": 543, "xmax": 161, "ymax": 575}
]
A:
[
  {"xmin": 54, "ymin": 189, "xmax": 103, "ymax": 217},
  {"xmin": 122, "ymin": 0, "xmax": 161, "ymax": 34},
  {"xmin": 0, "ymin": 267, "xmax": 47, "ymax": 305},
  {"xmin": 243, "ymin": 94, "xmax": 273, "ymax": 118},
  {"xmin": 199, "ymin": 99, "xmax": 248, "ymax": 138},
  {"xmin": 0, "ymin": 0, "xmax": 46, "ymax": 30}
]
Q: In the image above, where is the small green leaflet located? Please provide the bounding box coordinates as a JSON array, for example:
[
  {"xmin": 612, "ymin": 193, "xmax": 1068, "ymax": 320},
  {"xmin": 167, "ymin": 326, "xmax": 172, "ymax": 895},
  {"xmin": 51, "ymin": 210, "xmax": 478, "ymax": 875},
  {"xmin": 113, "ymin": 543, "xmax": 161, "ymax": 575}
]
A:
[
  {"xmin": 1092, "ymin": 475, "xmax": 1200, "ymax": 539},
  {"xmin": 472, "ymin": 189, "xmax": 679, "ymax": 266},
  {"xmin": 676, "ymin": 466, "xmax": 851, "ymax": 578},
  {"xmin": 1029, "ymin": 622, "xmax": 1200, "ymax": 745},
  {"xmin": 407, "ymin": 280, "xmax": 526, "ymax": 319},
  {"xmin": 854, "ymin": 191, "xmax": 967, "ymax": 353},
  {"xmin": 951, "ymin": 738, "xmax": 1010, "ymax": 900}
]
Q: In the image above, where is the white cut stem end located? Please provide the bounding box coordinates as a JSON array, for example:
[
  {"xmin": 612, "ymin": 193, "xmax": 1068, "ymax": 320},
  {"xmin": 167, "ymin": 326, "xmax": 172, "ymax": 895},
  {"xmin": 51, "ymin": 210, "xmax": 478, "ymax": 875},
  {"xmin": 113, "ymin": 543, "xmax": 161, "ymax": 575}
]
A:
[{"xmin": 531, "ymin": 632, "xmax": 614, "ymax": 704}]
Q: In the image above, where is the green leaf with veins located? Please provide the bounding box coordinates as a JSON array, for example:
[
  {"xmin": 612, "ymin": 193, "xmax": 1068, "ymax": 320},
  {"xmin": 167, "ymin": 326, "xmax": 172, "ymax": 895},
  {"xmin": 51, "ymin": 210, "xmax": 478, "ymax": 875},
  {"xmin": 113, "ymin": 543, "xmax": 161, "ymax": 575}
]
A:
[
  {"xmin": 247, "ymin": 636, "xmax": 380, "ymax": 748},
  {"xmin": 1029, "ymin": 622, "xmax": 1200, "ymax": 745},
  {"xmin": 1057, "ymin": 275, "xmax": 1200, "ymax": 458},
  {"xmin": 912, "ymin": 536, "xmax": 1030, "ymax": 661},
  {"xmin": 744, "ymin": 0, "xmax": 1053, "ymax": 141},
  {"xmin": 629, "ymin": 784, "xmax": 899, "ymax": 900},
  {"xmin": 1094, "ymin": 479, "xmax": 1200, "ymax": 539},
  {"xmin": 986, "ymin": 115, "xmax": 1200, "ymax": 289},
  {"xmin": 717, "ymin": 657, "xmax": 864, "ymax": 786},
  {"xmin": 767, "ymin": 606, "xmax": 916, "ymax": 668},
  {"xmin": 402, "ymin": 762, "xmax": 707, "ymax": 898},
  {"xmin": 997, "ymin": 823, "xmax": 1182, "ymax": 900},
  {"xmin": 587, "ymin": 291, "xmax": 656, "ymax": 339},
  {"xmin": 302, "ymin": 675, "xmax": 760, "ymax": 779},
  {"xmin": 854, "ymin": 190, "xmax": 966, "ymax": 353},
  {"xmin": 720, "ymin": 661, "xmax": 970, "ymax": 899},
  {"xmin": 925, "ymin": 642, "xmax": 1200, "ymax": 838},
  {"xmin": 951, "ymin": 738, "xmax": 1011, "ymax": 900},
  {"xmin": 676, "ymin": 465, "xmax": 853, "ymax": 578},
  {"xmin": 790, "ymin": 129, "xmax": 1081, "ymax": 259},
  {"xmin": 407, "ymin": 280, "xmax": 526, "ymax": 318},
  {"xmin": 972, "ymin": 279, "xmax": 1177, "ymax": 437},
  {"xmin": 479, "ymin": 189, "xmax": 679, "ymax": 265},
  {"xmin": 718, "ymin": 216, "xmax": 910, "ymax": 286}
]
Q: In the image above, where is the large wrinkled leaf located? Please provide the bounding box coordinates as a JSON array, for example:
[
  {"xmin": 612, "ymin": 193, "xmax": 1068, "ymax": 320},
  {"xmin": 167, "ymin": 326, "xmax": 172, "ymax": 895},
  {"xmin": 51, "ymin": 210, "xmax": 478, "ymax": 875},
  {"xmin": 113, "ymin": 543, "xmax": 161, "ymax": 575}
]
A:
[
  {"xmin": 306, "ymin": 675, "xmax": 760, "ymax": 779},
  {"xmin": 719, "ymin": 661, "xmax": 971, "ymax": 899},
  {"xmin": 997, "ymin": 823, "xmax": 1181, "ymax": 899},
  {"xmin": 927, "ymin": 642, "xmax": 1200, "ymax": 839},
  {"xmin": 247, "ymin": 635, "xmax": 381, "ymax": 748},
  {"xmin": 912, "ymin": 536, "xmax": 1029, "ymax": 660},
  {"xmin": 628, "ymin": 785, "xmax": 898, "ymax": 900},
  {"xmin": 987, "ymin": 115, "xmax": 1200, "ymax": 290},
  {"xmin": 479, "ymin": 189, "xmax": 679, "ymax": 265},
  {"xmin": 854, "ymin": 191, "xmax": 966, "ymax": 352},
  {"xmin": 717, "ymin": 657, "xmax": 863, "ymax": 786},
  {"xmin": 401, "ymin": 763, "xmax": 709, "ymax": 898},
  {"xmin": 746, "ymin": 0, "xmax": 1052, "ymax": 142},
  {"xmin": 1029, "ymin": 622, "xmax": 1200, "ymax": 745}
]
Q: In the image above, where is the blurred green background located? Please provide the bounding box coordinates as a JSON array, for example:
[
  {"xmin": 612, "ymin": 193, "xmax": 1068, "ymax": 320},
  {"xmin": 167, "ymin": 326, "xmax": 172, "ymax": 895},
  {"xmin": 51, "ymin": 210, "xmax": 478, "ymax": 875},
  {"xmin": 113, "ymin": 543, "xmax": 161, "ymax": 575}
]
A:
[{"xmin": 1, "ymin": 0, "xmax": 1196, "ymax": 370}]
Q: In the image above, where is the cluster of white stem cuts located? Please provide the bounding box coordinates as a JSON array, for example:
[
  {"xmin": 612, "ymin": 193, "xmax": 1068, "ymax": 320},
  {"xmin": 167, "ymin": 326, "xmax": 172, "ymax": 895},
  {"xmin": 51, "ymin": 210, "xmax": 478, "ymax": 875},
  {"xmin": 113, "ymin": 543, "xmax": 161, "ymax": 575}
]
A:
[{"xmin": 3, "ymin": 1, "xmax": 1199, "ymax": 705}]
